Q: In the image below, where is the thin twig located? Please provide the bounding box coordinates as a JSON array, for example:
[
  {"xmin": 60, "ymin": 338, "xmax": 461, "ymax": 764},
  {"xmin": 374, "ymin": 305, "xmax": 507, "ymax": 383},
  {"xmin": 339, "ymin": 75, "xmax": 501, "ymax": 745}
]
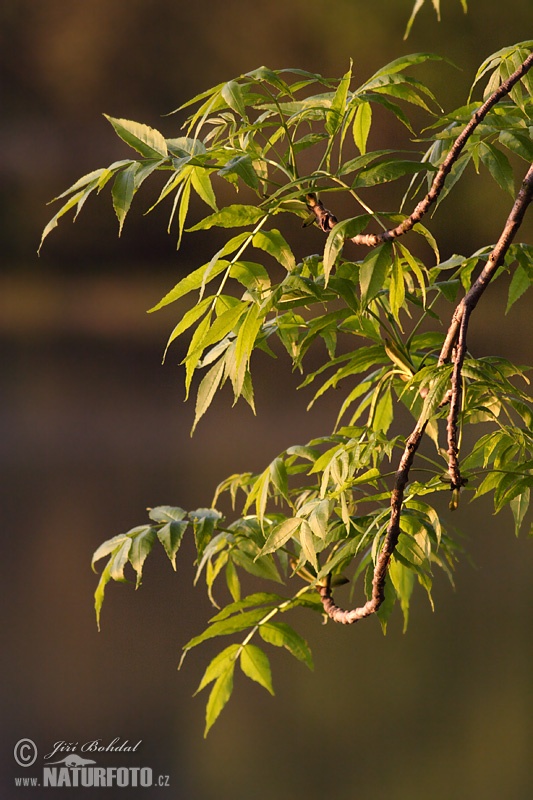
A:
[
  {"xmin": 446, "ymin": 310, "xmax": 469, "ymax": 490},
  {"xmin": 306, "ymin": 52, "xmax": 533, "ymax": 247},
  {"xmin": 317, "ymin": 160, "xmax": 533, "ymax": 623}
]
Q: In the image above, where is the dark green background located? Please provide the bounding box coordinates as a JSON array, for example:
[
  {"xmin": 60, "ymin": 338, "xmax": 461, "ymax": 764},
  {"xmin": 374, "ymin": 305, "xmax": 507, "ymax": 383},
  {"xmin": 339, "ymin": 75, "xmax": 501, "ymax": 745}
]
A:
[{"xmin": 2, "ymin": 2, "xmax": 532, "ymax": 798}]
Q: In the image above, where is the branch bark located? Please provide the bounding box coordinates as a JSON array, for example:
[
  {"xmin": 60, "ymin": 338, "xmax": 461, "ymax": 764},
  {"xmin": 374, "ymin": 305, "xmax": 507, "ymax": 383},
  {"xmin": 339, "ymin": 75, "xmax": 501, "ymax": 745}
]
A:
[
  {"xmin": 314, "ymin": 48, "xmax": 533, "ymax": 622},
  {"xmin": 318, "ymin": 161, "xmax": 533, "ymax": 623},
  {"xmin": 307, "ymin": 52, "xmax": 533, "ymax": 247}
]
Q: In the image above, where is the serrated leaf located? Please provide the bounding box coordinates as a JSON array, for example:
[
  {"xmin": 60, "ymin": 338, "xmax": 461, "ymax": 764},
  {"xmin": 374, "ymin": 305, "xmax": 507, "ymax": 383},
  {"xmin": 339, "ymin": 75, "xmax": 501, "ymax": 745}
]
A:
[
  {"xmin": 94, "ymin": 559, "xmax": 113, "ymax": 631},
  {"xmin": 91, "ymin": 532, "xmax": 134, "ymax": 568},
  {"xmin": 510, "ymin": 487, "xmax": 530, "ymax": 537},
  {"xmin": 157, "ymin": 521, "xmax": 188, "ymax": 569},
  {"xmin": 259, "ymin": 621, "xmax": 314, "ymax": 670},
  {"xmin": 233, "ymin": 303, "xmax": 263, "ymax": 396},
  {"xmin": 221, "ymin": 80, "xmax": 247, "ymax": 118},
  {"xmin": 240, "ymin": 645, "xmax": 274, "ymax": 694},
  {"xmin": 104, "ymin": 115, "xmax": 168, "ymax": 158},
  {"xmin": 353, "ymin": 159, "xmax": 435, "ymax": 189},
  {"xmin": 372, "ymin": 390, "xmax": 393, "ymax": 433},
  {"xmin": 109, "ymin": 538, "xmax": 132, "ymax": 581},
  {"xmin": 506, "ymin": 264, "xmax": 531, "ymax": 313},
  {"xmin": 186, "ymin": 302, "xmax": 248, "ymax": 365},
  {"xmin": 230, "ymin": 550, "xmax": 283, "ymax": 583},
  {"xmin": 218, "ymin": 155, "xmax": 259, "ymax": 190},
  {"xmin": 326, "ymin": 63, "xmax": 352, "ymax": 136},
  {"xmin": 299, "ymin": 521, "xmax": 318, "ymax": 571},
  {"xmin": 389, "ymin": 254, "xmax": 405, "ymax": 323},
  {"xmin": 129, "ymin": 527, "xmax": 157, "ymax": 588},
  {"xmin": 389, "ymin": 556, "xmax": 415, "ymax": 633},
  {"xmin": 323, "ymin": 214, "xmax": 372, "ymax": 282},
  {"xmin": 204, "ymin": 664, "xmax": 235, "ymax": 737},
  {"xmin": 191, "ymin": 167, "xmax": 218, "ymax": 211},
  {"xmin": 225, "ymin": 558, "xmax": 241, "ymax": 602},
  {"xmin": 478, "ymin": 142, "xmax": 515, "ymax": 197},
  {"xmin": 367, "ymin": 52, "xmax": 446, "ymax": 79},
  {"xmin": 112, "ymin": 163, "xmax": 138, "ymax": 235},
  {"xmin": 359, "ymin": 243, "xmax": 392, "ymax": 306},
  {"xmin": 189, "ymin": 508, "xmax": 223, "ymax": 560},
  {"xmin": 183, "ymin": 608, "xmax": 270, "ymax": 654},
  {"xmin": 253, "ymin": 229, "xmax": 296, "ymax": 271},
  {"xmin": 259, "ymin": 517, "xmax": 303, "ymax": 556},
  {"xmin": 192, "ymin": 358, "xmax": 226, "ymax": 433},
  {"xmin": 209, "ymin": 593, "xmax": 286, "ymax": 622},
  {"xmin": 353, "ymin": 101, "xmax": 372, "ymax": 155},
  {"xmin": 188, "ymin": 204, "xmax": 265, "ymax": 231},
  {"xmin": 38, "ymin": 190, "xmax": 87, "ymax": 253},
  {"xmin": 195, "ymin": 644, "xmax": 240, "ymax": 694},
  {"xmin": 148, "ymin": 505, "xmax": 187, "ymax": 523}
]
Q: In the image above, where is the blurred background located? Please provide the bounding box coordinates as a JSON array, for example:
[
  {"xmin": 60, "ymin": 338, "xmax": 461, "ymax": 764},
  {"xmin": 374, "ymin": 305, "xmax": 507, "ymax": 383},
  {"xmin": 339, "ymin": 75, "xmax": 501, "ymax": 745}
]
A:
[{"xmin": 2, "ymin": 1, "xmax": 532, "ymax": 798}]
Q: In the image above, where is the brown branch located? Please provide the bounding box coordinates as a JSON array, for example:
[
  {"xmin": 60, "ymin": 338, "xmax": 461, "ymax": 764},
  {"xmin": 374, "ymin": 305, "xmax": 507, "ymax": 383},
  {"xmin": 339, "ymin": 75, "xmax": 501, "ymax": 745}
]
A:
[
  {"xmin": 317, "ymin": 162, "xmax": 533, "ymax": 623},
  {"xmin": 446, "ymin": 311, "xmax": 469, "ymax": 491},
  {"xmin": 306, "ymin": 52, "xmax": 533, "ymax": 248}
]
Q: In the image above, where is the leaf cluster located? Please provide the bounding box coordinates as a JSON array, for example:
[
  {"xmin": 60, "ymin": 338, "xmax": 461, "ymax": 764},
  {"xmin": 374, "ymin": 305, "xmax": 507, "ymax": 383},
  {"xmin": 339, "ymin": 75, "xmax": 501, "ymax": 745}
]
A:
[{"xmin": 44, "ymin": 42, "xmax": 533, "ymax": 733}]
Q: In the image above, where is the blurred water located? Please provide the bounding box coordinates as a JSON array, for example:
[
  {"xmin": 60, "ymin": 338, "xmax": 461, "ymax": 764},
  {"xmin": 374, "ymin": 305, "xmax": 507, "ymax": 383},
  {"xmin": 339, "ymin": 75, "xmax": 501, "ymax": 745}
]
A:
[{"xmin": 2, "ymin": 271, "xmax": 533, "ymax": 800}]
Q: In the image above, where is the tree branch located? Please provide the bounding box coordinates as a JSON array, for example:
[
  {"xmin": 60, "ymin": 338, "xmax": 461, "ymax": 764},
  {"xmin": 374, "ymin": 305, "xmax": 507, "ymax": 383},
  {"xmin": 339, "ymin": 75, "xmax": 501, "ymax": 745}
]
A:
[
  {"xmin": 318, "ymin": 161, "xmax": 533, "ymax": 623},
  {"xmin": 307, "ymin": 52, "xmax": 533, "ymax": 247}
]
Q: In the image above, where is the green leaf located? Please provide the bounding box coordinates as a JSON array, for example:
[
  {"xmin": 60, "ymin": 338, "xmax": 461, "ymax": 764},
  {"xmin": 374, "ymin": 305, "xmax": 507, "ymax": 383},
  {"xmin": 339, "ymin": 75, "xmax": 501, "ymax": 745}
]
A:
[
  {"xmin": 352, "ymin": 101, "xmax": 372, "ymax": 155},
  {"xmin": 253, "ymin": 229, "xmax": 296, "ymax": 271},
  {"xmin": 188, "ymin": 204, "xmax": 265, "ymax": 231},
  {"xmin": 259, "ymin": 517, "xmax": 303, "ymax": 556},
  {"xmin": 359, "ymin": 243, "xmax": 392, "ymax": 306},
  {"xmin": 190, "ymin": 167, "xmax": 218, "ymax": 211},
  {"xmin": 104, "ymin": 115, "xmax": 168, "ymax": 158},
  {"xmin": 389, "ymin": 254, "xmax": 405, "ymax": 323},
  {"xmin": 195, "ymin": 644, "xmax": 240, "ymax": 694},
  {"xmin": 259, "ymin": 621, "xmax": 314, "ymax": 670},
  {"xmin": 299, "ymin": 521, "xmax": 318, "ymax": 571},
  {"xmin": 225, "ymin": 558, "xmax": 241, "ymax": 602},
  {"xmin": 183, "ymin": 608, "xmax": 270, "ymax": 653},
  {"xmin": 111, "ymin": 163, "xmax": 138, "ymax": 235},
  {"xmin": 210, "ymin": 593, "xmax": 286, "ymax": 622},
  {"xmin": 323, "ymin": 214, "xmax": 372, "ymax": 282},
  {"xmin": 372, "ymin": 389, "xmax": 393, "ymax": 433},
  {"xmin": 510, "ymin": 487, "xmax": 530, "ymax": 537},
  {"xmin": 193, "ymin": 357, "xmax": 227, "ymax": 432},
  {"xmin": 109, "ymin": 538, "xmax": 132, "ymax": 582},
  {"xmin": 157, "ymin": 521, "xmax": 188, "ymax": 569},
  {"xmin": 499, "ymin": 130, "xmax": 533, "ymax": 162},
  {"xmin": 186, "ymin": 302, "xmax": 248, "ymax": 364},
  {"xmin": 478, "ymin": 142, "xmax": 515, "ymax": 197},
  {"xmin": 353, "ymin": 159, "xmax": 434, "ymax": 189},
  {"xmin": 230, "ymin": 550, "xmax": 283, "ymax": 583},
  {"xmin": 189, "ymin": 508, "xmax": 223, "ymax": 560},
  {"xmin": 221, "ymin": 80, "xmax": 247, "ymax": 118},
  {"xmin": 506, "ymin": 265, "xmax": 531, "ymax": 313},
  {"xmin": 326, "ymin": 62, "xmax": 352, "ymax": 136},
  {"xmin": 204, "ymin": 664, "xmax": 235, "ymax": 737},
  {"xmin": 366, "ymin": 52, "xmax": 446, "ymax": 80},
  {"xmin": 129, "ymin": 527, "xmax": 157, "ymax": 588},
  {"xmin": 91, "ymin": 532, "xmax": 134, "ymax": 568},
  {"xmin": 94, "ymin": 559, "xmax": 113, "ymax": 631},
  {"xmin": 148, "ymin": 505, "xmax": 187, "ymax": 523},
  {"xmin": 233, "ymin": 304, "xmax": 263, "ymax": 395},
  {"xmin": 376, "ymin": 573, "xmax": 397, "ymax": 634},
  {"xmin": 389, "ymin": 557, "xmax": 415, "ymax": 633},
  {"xmin": 218, "ymin": 155, "xmax": 259, "ymax": 190},
  {"xmin": 162, "ymin": 297, "xmax": 212, "ymax": 360},
  {"xmin": 39, "ymin": 190, "xmax": 88, "ymax": 253},
  {"xmin": 240, "ymin": 645, "xmax": 274, "ymax": 694}
]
